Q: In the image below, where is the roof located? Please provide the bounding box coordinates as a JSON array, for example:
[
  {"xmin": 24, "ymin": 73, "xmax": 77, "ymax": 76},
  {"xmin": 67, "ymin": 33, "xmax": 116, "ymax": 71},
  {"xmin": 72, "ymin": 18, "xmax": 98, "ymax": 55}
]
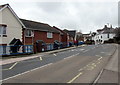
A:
[
  {"xmin": 9, "ymin": 38, "xmax": 23, "ymax": 45},
  {"xmin": 53, "ymin": 26, "xmax": 66, "ymax": 35},
  {"xmin": 20, "ymin": 19, "xmax": 60, "ymax": 33},
  {"xmin": 63, "ymin": 29, "xmax": 76, "ymax": 38},
  {"xmin": 0, "ymin": 4, "xmax": 25, "ymax": 28},
  {"xmin": 97, "ymin": 25, "xmax": 115, "ymax": 34}
]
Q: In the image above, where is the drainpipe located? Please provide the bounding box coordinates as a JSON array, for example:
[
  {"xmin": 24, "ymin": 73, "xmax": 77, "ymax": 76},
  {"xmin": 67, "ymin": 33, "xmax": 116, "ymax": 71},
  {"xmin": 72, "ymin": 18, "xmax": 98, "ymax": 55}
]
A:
[{"xmin": 32, "ymin": 30, "xmax": 34, "ymax": 53}]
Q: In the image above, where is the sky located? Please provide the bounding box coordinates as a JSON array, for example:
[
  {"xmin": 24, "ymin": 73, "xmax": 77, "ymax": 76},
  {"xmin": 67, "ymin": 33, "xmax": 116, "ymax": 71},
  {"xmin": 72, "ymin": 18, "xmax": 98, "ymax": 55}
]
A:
[{"xmin": 0, "ymin": 0, "xmax": 119, "ymax": 33}]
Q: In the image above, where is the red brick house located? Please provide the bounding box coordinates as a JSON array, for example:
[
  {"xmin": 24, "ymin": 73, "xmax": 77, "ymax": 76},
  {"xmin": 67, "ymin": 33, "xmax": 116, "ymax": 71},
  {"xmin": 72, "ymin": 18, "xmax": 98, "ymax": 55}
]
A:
[
  {"xmin": 20, "ymin": 19, "xmax": 60, "ymax": 53},
  {"xmin": 52, "ymin": 26, "xmax": 69, "ymax": 47},
  {"xmin": 52, "ymin": 26, "xmax": 68, "ymax": 42},
  {"xmin": 63, "ymin": 29, "xmax": 76, "ymax": 43}
]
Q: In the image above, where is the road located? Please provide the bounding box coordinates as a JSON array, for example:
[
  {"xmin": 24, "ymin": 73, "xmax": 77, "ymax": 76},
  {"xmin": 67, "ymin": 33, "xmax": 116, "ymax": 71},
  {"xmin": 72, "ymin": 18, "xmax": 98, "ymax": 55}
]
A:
[{"xmin": 1, "ymin": 44, "xmax": 117, "ymax": 83}]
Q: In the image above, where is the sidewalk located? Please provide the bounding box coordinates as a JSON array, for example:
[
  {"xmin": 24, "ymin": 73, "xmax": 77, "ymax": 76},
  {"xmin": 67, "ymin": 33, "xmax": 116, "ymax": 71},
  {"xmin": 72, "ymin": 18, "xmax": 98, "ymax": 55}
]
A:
[
  {"xmin": 96, "ymin": 44, "xmax": 119, "ymax": 84},
  {"xmin": 0, "ymin": 45, "xmax": 85, "ymax": 65}
]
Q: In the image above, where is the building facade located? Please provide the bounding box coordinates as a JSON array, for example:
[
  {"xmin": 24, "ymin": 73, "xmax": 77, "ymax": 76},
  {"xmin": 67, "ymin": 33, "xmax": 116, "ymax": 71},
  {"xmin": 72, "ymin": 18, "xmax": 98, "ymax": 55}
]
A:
[
  {"xmin": 92, "ymin": 25, "xmax": 115, "ymax": 44},
  {"xmin": 21, "ymin": 19, "xmax": 60, "ymax": 53},
  {"xmin": 0, "ymin": 4, "xmax": 25, "ymax": 55}
]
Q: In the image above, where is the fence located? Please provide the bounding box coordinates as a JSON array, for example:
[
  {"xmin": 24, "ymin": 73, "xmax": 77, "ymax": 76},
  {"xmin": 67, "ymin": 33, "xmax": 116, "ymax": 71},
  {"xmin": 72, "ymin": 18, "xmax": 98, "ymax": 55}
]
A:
[
  {"xmin": 0, "ymin": 45, "xmax": 33, "ymax": 56},
  {"xmin": 0, "ymin": 41, "xmax": 83, "ymax": 56},
  {"xmin": 41, "ymin": 42, "xmax": 69, "ymax": 52}
]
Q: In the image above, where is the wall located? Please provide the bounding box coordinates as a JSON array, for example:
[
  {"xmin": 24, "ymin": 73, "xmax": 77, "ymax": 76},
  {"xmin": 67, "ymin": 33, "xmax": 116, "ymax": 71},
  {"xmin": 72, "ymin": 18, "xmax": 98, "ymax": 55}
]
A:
[
  {"xmin": 34, "ymin": 31, "xmax": 60, "ymax": 44},
  {"xmin": 93, "ymin": 33, "xmax": 115, "ymax": 44},
  {"xmin": 0, "ymin": 7, "xmax": 22, "ymax": 45},
  {"xmin": 23, "ymin": 30, "xmax": 60, "ymax": 52}
]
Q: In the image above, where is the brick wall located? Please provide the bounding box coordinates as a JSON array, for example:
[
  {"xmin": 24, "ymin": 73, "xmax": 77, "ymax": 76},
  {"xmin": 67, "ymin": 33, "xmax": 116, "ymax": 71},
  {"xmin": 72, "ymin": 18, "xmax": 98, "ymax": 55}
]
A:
[{"xmin": 22, "ymin": 29, "xmax": 60, "ymax": 53}]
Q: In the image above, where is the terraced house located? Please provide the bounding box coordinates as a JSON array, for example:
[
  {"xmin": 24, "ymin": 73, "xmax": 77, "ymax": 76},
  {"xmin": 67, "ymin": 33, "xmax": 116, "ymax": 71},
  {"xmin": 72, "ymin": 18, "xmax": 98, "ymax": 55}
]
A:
[
  {"xmin": 21, "ymin": 19, "xmax": 60, "ymax": 53},
  {"xmin": 0, "ymin": 4, "xmax": 76, "ymax": 56}
]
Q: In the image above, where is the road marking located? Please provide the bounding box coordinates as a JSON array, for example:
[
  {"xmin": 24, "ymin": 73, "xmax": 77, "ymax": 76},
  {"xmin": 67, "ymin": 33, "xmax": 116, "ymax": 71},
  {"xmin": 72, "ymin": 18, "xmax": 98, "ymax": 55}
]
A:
[
  {"xmin": 97, "ymin": 61, "xmax": 101, "ymax": 64},
  {"xmin": 39, "ymin": 57, "xmax": 43, "ymax": 61},
  {"xmin": 67, "ymin": 72, "xmax": 83, "ymax": 83},
  {"xmin": 78, "ymin": 68, "xmax": 83, "ymax": 71},
  {"xmin": 53, "ymin": 54, "xmax": 57, "ymax": 56},
  {"xmin": 98, "ymin": 57, "xmax": 102, "ymax": 60},
  {"xmin": 1, "ymin": 63, "xmax": 53, "ymax": 81},
  {"xmin": 64, "ymin": 56, "xmax": 73, "ymax": 59},
  {"xmin": 83, "ymin": 50, "xmax": 89, "ymax": 53},
  {"xmin": 9, "ymin": 62, "xmax": 18, "ymax": 70},
  {"xmin": 101, "ymin": 52, "xmax": 105, "ymax": 54},
  {"xmin": 2, "ymin": 69, "xmax": 10, "ymax": 71},
  {"xmin": 107, "ymin": 54, "xmax": 111, "ymax": 56},
  {"xmin": 95, "ymin": 55, "xmax": 100, "ymax": 57},
  {"xmin": 64, "ymin": 53, "xmax": 79, "ymax": 60},
  {"xmin": 2, "ymin": 62, "xmax": 18, "ymax": 70},
  {"xmin": 92, "ymin": 63, "xmax": 96, "ymax": 67},
  {"xmin": 71, "ymin": 50, "xmax": 74, "ymax": 51},
  {"xmin": 92, "ymin": 69, "xmax": 104, "ymax": 84}
]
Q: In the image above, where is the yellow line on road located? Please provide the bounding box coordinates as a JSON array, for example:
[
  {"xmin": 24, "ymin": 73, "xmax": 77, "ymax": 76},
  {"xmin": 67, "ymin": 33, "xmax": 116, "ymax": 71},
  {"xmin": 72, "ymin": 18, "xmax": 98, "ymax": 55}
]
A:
[
  {"xmin": 39, "ymin": 57, "xmax": 43, "ymax": 61},
  {"xmin": 98, "ymin": 57, "xmax": 102, "ymax": 60},
  {"xmin": 67, "ymin": 72, "xmax": 83, "ymax": 83},
  {"xmin": 9, "ymin": 62, "xmax": 18, "ymax": 70}
]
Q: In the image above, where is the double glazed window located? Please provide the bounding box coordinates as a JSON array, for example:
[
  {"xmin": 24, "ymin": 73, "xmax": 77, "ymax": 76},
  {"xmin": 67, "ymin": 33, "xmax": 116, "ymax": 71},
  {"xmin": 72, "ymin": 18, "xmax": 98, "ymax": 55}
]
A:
[
  {"xmin": 47, "ymin": 32, "xmax": 53, "ymax": 38},
  {"xmin": 0, "ymin": 25, "xmax": 7, "ymax": 37},
  {"xmin": 25, "ymin": 29, "xmax": 34, "ymax": 37}
]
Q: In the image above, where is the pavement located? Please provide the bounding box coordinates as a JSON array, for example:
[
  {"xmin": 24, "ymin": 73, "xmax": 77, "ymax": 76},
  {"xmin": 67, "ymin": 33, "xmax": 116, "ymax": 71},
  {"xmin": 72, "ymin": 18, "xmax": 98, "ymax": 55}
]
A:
[
  {"xmin": 1, "ymin": 44, "xmax": 118, "ymax": 84},
  {"xmin": 95, "ymin": 44, "xmax": 119, "ymax": 84}
]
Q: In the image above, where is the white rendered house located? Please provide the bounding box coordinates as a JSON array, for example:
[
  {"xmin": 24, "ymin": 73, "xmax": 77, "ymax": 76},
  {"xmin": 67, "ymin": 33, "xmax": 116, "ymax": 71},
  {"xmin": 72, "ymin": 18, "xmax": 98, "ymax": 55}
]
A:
[
  {"xmin": 93, "ymin": 25, "xmax": 115, "ymax": 44},
  {"xmin": 0, "ymin": 4, "xmax": 25, "ymax": 55}
]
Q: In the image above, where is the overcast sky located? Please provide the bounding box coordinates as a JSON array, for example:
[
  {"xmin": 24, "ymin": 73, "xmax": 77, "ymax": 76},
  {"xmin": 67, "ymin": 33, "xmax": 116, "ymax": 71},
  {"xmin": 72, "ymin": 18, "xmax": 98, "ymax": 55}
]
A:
[{"xmin": 0, "ymin": 0, "xmax": 119, "ymax": 33}]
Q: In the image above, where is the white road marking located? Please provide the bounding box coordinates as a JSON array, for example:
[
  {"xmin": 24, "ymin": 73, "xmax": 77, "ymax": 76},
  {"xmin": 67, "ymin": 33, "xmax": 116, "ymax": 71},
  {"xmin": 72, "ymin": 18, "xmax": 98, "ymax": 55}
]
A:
[
  {"xmin": 95, "ymin": 55, "xmax": 101, "ymax": 57},
  {"xmin": 1, "ymin": 63, "xmax": 53, "ymax": 81},
  {"xmin": 9, "ymin": 62, "xmax": 18, "ymax": 70},
  {"xmin": 83, "ymin": 50, "xmax": 89, "ymax": 53},
  {"xmin": 53, "ymin": 54, "xmax": 57, "ymax": 56},
  {"xmin": 64, "ymin": 53, "xmax": 79, "ymax": 60},
  {"xmin": 39, "ymin": 57, "xmax": 43, "ymax": 61},
  {"xmin": 101, "ymin": 52, "xmax": 105, "ymax": 54},
  {"xmin": 80, "ymin": 49, "xmax": 85, "ymax": 51}
]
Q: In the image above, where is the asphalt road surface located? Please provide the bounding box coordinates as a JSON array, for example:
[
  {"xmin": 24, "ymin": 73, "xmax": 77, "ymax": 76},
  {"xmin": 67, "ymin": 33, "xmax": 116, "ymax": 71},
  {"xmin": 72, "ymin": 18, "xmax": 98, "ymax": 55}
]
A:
[{"xmin": 1, "ymin": 44, "xmax": 117, "ymax": 83}]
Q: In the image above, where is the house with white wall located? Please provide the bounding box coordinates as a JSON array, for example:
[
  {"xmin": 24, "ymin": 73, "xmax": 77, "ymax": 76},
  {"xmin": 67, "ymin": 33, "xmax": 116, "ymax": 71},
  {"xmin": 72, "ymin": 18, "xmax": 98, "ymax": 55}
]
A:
[
  {"xmin": 92, "ymin": 25, "xmax": 115, "ymax": 44},
  {"xmin": 0, "ymin": 4, "xmax": 25, "ymax": 55}
]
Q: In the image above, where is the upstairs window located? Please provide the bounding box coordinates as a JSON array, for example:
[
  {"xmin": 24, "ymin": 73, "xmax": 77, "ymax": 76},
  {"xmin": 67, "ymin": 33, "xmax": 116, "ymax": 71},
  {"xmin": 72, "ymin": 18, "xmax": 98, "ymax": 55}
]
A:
[
  {"xmin": 0, "ymin": 24, "xmax": 7, "ymax": 37},
  {"xmin": 25, "ymin": 29, "xmax": 34, "ymax": 37},
  {"xmin": 47, "ymin": 32, "xmax": 53, "ymax": 38}
]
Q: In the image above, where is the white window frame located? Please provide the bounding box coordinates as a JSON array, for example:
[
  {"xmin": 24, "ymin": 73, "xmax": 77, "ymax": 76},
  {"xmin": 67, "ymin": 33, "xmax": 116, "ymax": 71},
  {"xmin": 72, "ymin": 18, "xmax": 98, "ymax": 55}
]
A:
[
  {"xmin": 0, "ymin": 25, "xmax": 7, "ymax": 37},
  {"xmin": 25, "ymin": 29, "xmax": 34, "ymax": 37},
  {"xmin": 47, "ymin": 32, "xmax": 53, "ymax": 38}
]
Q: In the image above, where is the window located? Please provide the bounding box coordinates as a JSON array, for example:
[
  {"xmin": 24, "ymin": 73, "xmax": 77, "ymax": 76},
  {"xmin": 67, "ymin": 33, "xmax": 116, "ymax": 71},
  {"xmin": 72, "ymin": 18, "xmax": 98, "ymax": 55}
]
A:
[
  {"xmin": 25, "ymin": 29, "xmax": 34, "ymax": 37},
  {"xmin": 0, "ymin": 25, "xmax": 7, "ymax": 37},
  {"xmin": 107, "ymin": 33, "xmax": 109, "ymax": 38},
  {"xmin": 47, "ymin": 32, "xmax": 53, "ymax": 38},
  {"xmin": 101, "ymin": 36, "xmax": 102, "ymax": 38}
]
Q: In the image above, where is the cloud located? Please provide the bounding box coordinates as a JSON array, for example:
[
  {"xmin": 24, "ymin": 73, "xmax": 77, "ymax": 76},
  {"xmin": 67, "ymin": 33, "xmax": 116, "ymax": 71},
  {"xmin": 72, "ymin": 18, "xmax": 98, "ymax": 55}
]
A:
[{"xmin": 0, "ymin": 0, "xmax": 118, "ymax": 33}]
